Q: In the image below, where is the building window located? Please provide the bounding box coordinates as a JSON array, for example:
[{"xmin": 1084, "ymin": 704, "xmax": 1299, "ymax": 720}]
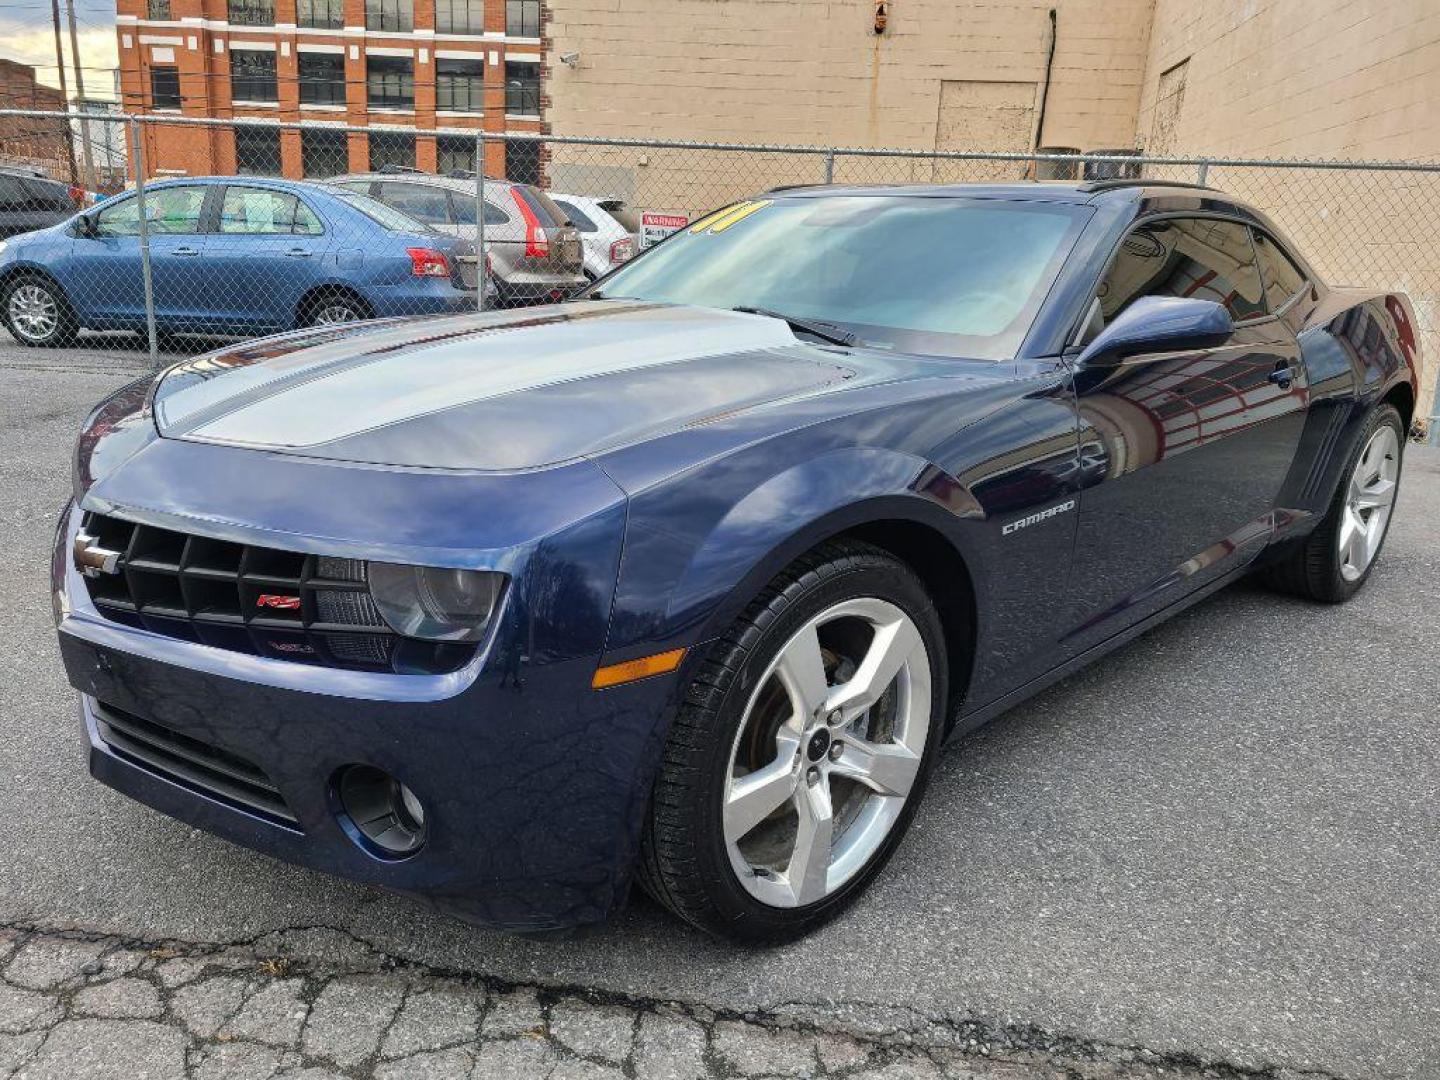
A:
[
  {"xmin": 150, "ymin": 66, "xmax": 181, "ymax": 110},
  {"xmin": 367, "ymin": 56, "xmax": 414, "ymax": 109},
  {"xmin": 228, "ymin": 0, "xmax": 274, "ymax": 26},
  {"xmin": 504, "ymin": 61, "xmax": 539, "ymax": 115},
  {"xmin": 234, "ymin": 127, "xmax": 281, "ymax": 175},
  {"xmin": 369, "ymin": 132, "xmax": 415, "ymax": 171},
  {"xmin": 146, "ymin": 0, "xmax": 171, "ymax": 18},
  {"xmin": 302, "ymin": 129, "xmax": 350, "ymax": 177},
  {"xmin": 505, "ymin": 138, "xmax": 539, "ymax": 185},
  {"xmin": 436, "ymin": 135, "xmax": 475, "ymax": 174},
  {"xmin": 298, "ymin": 53, "xmax": 346, "ymax": 106},
  {"xmin": 297, "ymin": 0, "xmax": 343, "ymax": 28},
  {"xmin": 365, "ymin": 0, "xmax": 412, "ymax": 32},
  {"xmin": 231, "ymin": 50, "xmax": 278, "ymax": 103},
  {"xmin": 436, "ymin": 58, "xmax": 484, "ymax": 112},
  {"xmin": 506, "ymin": 0, "xmax": 539, "ymax": 37},
  {"xmin": 435, "ymin": 0, "xmax": 484, "ymax": 34}
]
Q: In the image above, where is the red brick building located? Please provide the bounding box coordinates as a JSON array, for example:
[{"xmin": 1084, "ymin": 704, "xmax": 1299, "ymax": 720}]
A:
[
  {"xmin": 115, "ymin": 0, "xmax": 546, "ymax": 180},
  {"xmin": 0, "ymin": 59, "xmax": 72, "ymax": 180}
]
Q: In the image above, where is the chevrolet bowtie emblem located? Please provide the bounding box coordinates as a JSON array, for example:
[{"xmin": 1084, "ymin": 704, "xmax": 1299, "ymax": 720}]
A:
[{"xmin": 73, "ymin": 529, "xmax": 122, "ymax": 577}]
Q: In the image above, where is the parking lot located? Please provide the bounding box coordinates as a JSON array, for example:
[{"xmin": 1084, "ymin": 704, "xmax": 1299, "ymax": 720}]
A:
[{"xmin": 2, "ymin": 338, "xmax": 1437, "ymax": 1080}]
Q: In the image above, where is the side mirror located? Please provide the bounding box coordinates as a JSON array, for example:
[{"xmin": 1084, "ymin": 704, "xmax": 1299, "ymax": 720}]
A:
[
  {"xmin": 1076, "ymin": 295, "xmax": 1234, "ymax": 367},
  {"xmin": 73, "ymin": 213, "xmax": 97, "ymax": 238}
]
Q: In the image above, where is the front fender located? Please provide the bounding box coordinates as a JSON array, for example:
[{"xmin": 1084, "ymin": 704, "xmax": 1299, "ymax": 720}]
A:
[{"xmin": 602, "ymin": 444, "xmax": 977, "ymax": 664}]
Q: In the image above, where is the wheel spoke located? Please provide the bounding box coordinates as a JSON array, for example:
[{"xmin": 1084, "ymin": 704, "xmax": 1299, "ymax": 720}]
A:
[
  {"xmin": 825, "ymin": 615, "xmax": 922, "ymax": 720},
  {"xmin": 830, "ymin": 736, "xmax": 921, "ymax": 798},
  {"xmin": 725, "ymin": 757, "xmax": 799, "ymax": 843},
  {"xmin": 1355, "ymin": 478, "xmax": 1396, "ymax": 511},
  {"xmin": 773, "ymin": 621, "xmax": 830, "ymax": 720},
  {"xmin": 785, "ymin": 777, "xmax": 833, "ymax": 906}
]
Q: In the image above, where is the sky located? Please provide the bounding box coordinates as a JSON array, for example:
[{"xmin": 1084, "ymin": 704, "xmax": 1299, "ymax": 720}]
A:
[{"xmin": 0, "ymin": 0, "xmax": 120, "ymax": 99}]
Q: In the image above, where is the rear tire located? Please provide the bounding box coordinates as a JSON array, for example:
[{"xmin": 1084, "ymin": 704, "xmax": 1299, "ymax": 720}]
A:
[
  {"xmin": 2, "ymin": 274, "xmax": 77, "ymax": 348},
  {"xmin": 1261, "ymin": 403, "xmax": 1403, "ymax": 602},
  {"xmin": 638, "ymin": 540, "xmax": 949, "ymax": 943},
  {"xmin": 301, "ymin": 291, "xmax": 370, "ymax": 328}
]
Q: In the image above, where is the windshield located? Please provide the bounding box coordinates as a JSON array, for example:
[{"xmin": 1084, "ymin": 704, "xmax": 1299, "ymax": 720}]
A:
[
  {"xmin": 334, "ymin": 192, "xmax": 435, "ymax": 234},
  {"xmin": 594, "ymin": 195, "xmax": 1086, "ymax": 359}
]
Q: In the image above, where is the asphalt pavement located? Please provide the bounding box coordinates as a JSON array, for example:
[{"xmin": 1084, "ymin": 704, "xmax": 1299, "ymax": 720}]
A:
[{"xmin": 1, "ymin": 339, "xmax": 1437, "ymax": 1080}]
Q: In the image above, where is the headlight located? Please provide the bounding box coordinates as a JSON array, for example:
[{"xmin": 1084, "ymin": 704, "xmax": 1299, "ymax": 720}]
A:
[{"xmin": 368, "ymin": 563, "xmax": 505, "ymax": 642}]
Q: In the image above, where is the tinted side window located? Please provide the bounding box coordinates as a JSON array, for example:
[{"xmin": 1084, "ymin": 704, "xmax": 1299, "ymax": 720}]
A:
[
  {"xmin": 1095, "ymin": 217, "xmax": 1266, "ymax": 329},
  {"xmin": 376, "ymin": 182, "xmax": 451, "ymax": 225},
  {"xmin": 452, "ymin": 197, "xmax": 511, "ymax": 226},
  {"xmin": 551, "ymin": 199, "xmax": 596, "ymax": 232},
  {"xmin": 1251, "ymin": 229, "xmax": 1307, "ymax": 310},
  {"xmin": 22, "ymin": 178, "xmax": 73, "ymax": 212},
  {"xmin": 0, "ymin": 176, "xmax": 30, "ymax": 212}
]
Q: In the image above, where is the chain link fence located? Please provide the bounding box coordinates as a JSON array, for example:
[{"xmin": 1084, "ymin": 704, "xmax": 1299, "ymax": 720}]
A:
[{"xmin": 0, "ymin": 108, "xmax": 1435, "ymax": 432}]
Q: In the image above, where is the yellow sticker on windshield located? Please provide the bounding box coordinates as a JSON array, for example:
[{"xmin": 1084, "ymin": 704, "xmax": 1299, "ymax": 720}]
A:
[
  {"xmin": 688, "ymin": 200, "xmax": 773, "ymax": 235},
  {"xmin": 708, "ymin": 199, "xmax": 772, "ymax": 233}
]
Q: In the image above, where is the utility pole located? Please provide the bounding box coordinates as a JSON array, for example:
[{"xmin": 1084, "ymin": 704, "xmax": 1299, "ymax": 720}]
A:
[
  {"xmin": 64, "ymin": 0, "xmax": 95, "ymax": 190},
  {"xmin": 48, "ymin": 0, "xmax": 78, "ymax": 184}
]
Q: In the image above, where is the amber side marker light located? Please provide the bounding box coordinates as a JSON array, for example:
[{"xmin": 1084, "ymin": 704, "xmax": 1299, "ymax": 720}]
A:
[{"xmin": 591, "ymin": 648, "xmax": 687, "ymax": 690}]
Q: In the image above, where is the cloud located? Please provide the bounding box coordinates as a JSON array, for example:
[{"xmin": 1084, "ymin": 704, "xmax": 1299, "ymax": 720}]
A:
[{"xmin": 0, "ymin": 21, "xmax": 118, "ymax": 99}]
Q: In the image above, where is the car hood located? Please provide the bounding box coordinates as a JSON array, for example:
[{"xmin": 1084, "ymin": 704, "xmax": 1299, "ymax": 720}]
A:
[{"xmin": 152, "ymin": 301, "xmax": 872, "ymax": 471}]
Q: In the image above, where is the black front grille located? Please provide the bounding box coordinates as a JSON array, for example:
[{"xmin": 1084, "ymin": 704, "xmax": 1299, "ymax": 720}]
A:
[
  {"xmin": 93, "ymin": 699, "xmax": 301, "ymax": 829},
  {"xmin": 77, "ymin": 512, "xmax": 471, "ymax": 674}
]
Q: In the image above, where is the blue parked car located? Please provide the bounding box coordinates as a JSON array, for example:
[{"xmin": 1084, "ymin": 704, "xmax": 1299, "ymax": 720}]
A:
[{"xmin": 0, "ymin": 176, "xmax": 480, "ymax": 347}]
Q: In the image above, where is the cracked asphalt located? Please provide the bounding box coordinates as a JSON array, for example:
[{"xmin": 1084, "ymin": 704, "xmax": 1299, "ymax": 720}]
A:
[{"xmin": 2, "ymin": 339, "xmax": 1438, "ymax": 1080}]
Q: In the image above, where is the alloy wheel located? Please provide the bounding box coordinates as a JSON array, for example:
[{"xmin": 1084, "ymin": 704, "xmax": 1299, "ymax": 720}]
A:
[
  {"xmin": 1339, "ymin": 423, "xmax": 1399, "ymax": 582},
  {"xmin": 9, "ymin": 283, "xmax": 58, "ymax": 342},
  {"xmin": 312, "ymin": 303, "xmax": 360, "ymax": 326},
  {"xmin": 723, "ymin": 597, "xmax": 932, "ymax": 908}
]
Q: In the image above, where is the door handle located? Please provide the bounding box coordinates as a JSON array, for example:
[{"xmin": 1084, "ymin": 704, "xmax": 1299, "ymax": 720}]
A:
[
  {"xmin": 1268, "ymin": 362, "xmax": 1295, "ymax": 389},
  {"xmin": 284, "ymin": 248, "xmax": 314, "ymax": 258},
  {"xmin": 172, "ymin": 246, "xmax": 200, "ymax": 257}
]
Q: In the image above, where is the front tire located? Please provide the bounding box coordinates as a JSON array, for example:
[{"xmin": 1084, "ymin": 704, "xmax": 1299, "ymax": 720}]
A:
[
  {"xmin": 2, "ymin": 274, "xmax": 77, "ymax": 348},
  {"xmin": 638, "ymin": 540, "xmax": 948, "ymax": 943},
  {"xmin": 1262, "ymin": 403, "xmax": 1403, "ymax": 602}
]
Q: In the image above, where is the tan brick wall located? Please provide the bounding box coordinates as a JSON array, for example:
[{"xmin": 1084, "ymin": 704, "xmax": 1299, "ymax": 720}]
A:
[
  {"xmin": 546, "ymin": 0, "xmax": 1156, "ymax": 153},
  {"xmin": 1136, "ymin": 0, "xmax": 1440, "ymax": 160}
]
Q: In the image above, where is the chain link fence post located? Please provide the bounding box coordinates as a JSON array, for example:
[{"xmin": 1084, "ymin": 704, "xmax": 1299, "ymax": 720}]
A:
[
  {"xmin": 475, "ymin": 129, "xmax": 486, "ymax": 312},
  {"xmin": 130, "ymin": 117, "xmax": 159, "ymax": 364},
  {"xmin": 1196, "ymin": 159, "xmax": 1210, "ymax": 186},
  {"xmin": 822, "ymin": 148, "xmax": 835, "ymax": 184}
]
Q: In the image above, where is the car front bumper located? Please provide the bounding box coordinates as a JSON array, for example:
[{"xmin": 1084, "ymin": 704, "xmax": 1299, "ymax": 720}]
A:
[{"xmin": 53, "ymin": 497, "xmax": 677, "ymax": 934}]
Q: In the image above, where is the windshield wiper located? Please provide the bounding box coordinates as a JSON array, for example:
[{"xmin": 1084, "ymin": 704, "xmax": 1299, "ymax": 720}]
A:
[{"xmin": 731, "ymin": 305, "xmax": 856, "ymax": 347}]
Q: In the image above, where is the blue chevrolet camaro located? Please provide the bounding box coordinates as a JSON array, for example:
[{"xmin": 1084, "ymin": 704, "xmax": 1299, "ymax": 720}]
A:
[
  {"xmin": 0, "ymin": 176, "xmax": 478, "ymax": 346},
  {"xmin": 54, "ymin": 181, "xmax": 1416, "ymax": 941}
]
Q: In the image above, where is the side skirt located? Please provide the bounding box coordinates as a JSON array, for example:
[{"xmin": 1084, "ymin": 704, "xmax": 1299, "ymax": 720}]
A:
[{"xmin": 948, "ymin": 562, "xmax": 1249, "ymax": 739}]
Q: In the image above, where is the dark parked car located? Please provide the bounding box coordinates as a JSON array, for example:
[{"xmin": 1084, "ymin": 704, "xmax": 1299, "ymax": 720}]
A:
[
  {"xmin": 0, "ymin": 176, "xmax": 478, "ymax": 346},
  {"xmin": 0, "ymin": 166, "xmax": 87, "ymax": 238},
  {"xmin": 54, "ymin": 181, "xmax": 1416, "ymax": 942}
]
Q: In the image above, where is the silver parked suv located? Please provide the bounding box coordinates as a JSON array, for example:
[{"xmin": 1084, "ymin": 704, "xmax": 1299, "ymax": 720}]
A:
[{"xmin": 328, "ymin": 170, "xmax": 585, "ymax": 307}]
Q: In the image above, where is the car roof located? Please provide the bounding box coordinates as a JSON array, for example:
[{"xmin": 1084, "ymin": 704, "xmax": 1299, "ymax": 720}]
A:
[
  {"xmin": 764, "ymin": 179, "xmax": 1229, "ymax": 209},
  {"xmin": 331, "ymin": 172, "xmax": 518, "ymax": 191}
]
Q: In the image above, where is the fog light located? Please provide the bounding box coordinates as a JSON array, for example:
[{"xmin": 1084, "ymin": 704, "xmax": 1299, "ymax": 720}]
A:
[{"xmin": 335, "ymin": 764, "xmax": 426, "ymax": 858}]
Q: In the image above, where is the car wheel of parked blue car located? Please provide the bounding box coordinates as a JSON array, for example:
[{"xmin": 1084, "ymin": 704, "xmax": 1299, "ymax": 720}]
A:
[
  {"xmin": 638, "ymin": 540, "xmax": 949, "ymax": 942},
  {"xmin": 302, "ymin": 290, "xmax": 371, "ymax": 327},
  {"xmin": 3, "ymin": 274, "xmax": 77, "ymax": 348}
]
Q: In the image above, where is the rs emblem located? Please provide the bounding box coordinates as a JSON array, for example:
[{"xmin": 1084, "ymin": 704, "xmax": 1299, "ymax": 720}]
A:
[
  {"xmin": 256, "ymin": 594, "xmax": 302, "ymax": 611},
  {"xmin": 73, "ymin": 529, "xmax": 122, "ymax": 577}
]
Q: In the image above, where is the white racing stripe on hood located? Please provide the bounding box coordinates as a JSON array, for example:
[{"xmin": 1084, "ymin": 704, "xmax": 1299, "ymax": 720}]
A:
[{"xmin": 175, "ymin": 305, "xmax": 796, "ymax": 450}]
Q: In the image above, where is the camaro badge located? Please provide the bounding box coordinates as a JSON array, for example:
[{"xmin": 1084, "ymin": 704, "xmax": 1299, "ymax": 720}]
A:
[{"xmin": 1002, "ymin": 499, "xmax": 1076, "ymax": 536}]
